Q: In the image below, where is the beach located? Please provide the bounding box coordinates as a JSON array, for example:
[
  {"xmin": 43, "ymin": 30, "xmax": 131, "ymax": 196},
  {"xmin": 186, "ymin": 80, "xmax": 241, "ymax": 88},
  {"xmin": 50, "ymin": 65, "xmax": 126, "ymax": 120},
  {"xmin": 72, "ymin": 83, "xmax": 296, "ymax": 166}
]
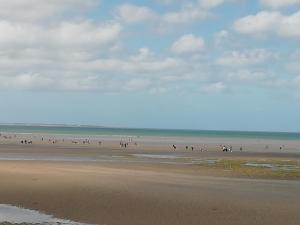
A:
[
  {"xmin": 1, "ymin": 0, "xmax": 299, "ymax": 224},
  {"xmin": 0, "ymin": 131, "xmax": 300, "ymax": 225}
]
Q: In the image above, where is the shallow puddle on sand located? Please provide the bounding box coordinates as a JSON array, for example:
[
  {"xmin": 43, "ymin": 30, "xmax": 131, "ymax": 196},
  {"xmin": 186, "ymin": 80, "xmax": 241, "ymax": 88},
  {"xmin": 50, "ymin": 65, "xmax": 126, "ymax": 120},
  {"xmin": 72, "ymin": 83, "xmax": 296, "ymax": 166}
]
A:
[
  {"xmin": 191, "ymin": 159, "xmax": 219, "ymax": 165},
  {"xmin": 244, "ymin": 162, "xmax": 300, "ymax": 171},
  {"xmin": 132, "ymin": 154, "xmax": 180, "ymax": 159},
  {"xmin": 132, "ymin": 154, "xmax": 220, "ymax": 166},
  {"xmin": 0, "ymin": 204, "xmax": 98, "ymax": 225}
]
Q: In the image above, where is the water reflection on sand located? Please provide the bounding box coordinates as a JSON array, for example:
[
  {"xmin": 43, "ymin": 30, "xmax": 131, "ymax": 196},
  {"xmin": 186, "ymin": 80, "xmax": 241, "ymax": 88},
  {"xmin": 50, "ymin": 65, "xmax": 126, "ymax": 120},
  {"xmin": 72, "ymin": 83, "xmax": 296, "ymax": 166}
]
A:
[
  {"xmin": 245, "ymin": 163, "xmax": 300, "ymax": 171},
  {"xmin": 0, "ymin": 204, "xmax": 97, "ymax": 225}
]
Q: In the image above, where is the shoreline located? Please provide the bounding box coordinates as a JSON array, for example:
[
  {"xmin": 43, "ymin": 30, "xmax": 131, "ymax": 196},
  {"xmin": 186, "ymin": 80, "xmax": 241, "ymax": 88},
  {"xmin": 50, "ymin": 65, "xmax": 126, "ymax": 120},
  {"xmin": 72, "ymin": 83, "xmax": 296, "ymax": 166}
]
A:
[
  {"xmin": 1, "ymin": 131, "xmax": 300, "ymax": 144},
  {"xmin": 1, "ymin": 125, "xmax": 300, "ymax": 141}
]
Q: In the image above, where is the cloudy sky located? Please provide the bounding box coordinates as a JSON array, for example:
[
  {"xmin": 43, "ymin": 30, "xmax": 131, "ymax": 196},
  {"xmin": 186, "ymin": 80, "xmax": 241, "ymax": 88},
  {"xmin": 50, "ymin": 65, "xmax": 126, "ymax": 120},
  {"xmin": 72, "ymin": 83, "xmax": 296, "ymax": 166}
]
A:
[{"xmin": 0, "ymin": 0, "xmax": 300, "ymax": 131}]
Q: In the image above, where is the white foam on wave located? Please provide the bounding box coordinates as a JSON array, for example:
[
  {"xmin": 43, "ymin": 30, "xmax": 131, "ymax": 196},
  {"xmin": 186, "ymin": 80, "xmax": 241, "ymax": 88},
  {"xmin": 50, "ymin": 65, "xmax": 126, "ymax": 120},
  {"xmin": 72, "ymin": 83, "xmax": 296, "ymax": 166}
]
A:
[{"xmin": 0, "ymin": 204, "xmax": 98, "ymax": 225}]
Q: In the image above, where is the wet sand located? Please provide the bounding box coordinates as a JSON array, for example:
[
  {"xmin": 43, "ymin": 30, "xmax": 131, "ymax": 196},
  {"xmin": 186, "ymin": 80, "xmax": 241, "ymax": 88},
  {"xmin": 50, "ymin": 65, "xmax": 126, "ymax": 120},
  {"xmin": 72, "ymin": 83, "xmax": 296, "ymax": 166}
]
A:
[{"xmin": 0, "ymin": 133, "xmax": 300, "ymax": 225}]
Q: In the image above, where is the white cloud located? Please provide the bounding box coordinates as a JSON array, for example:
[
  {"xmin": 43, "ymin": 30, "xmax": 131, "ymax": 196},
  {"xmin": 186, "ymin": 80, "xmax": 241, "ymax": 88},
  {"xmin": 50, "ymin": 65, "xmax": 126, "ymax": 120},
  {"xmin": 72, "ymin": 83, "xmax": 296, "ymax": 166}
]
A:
[
  {"xmin": 114, "ymin": 4, "xmax": 156, "ymax": 24},
  {"xmin": 0, "ymin": 0, "xmax": 99, "ymax": 22},
  {"xmin": 114, "ymin": 1, "xmax": 226, "ymax": 29},
  {"xmin": 200, "ymin": 0, "xmax": 225, "ymax": 9},
  {"xmin": 59, "ymin": 75, "xmax": 100, "ymax": 91},
  {"xmin": 261, "ymin": 0, "xmax": 300, "ymax": 8},
  {"xmin": 214, "ymin": 30, "xmax": 229, "ymax": 46},
  {"xmin": 216, "ymin": 49, "xmax": 278, "ymax": 67},
  {"xmin": 55, "ymin": 21, "xmax": 122, "ymax": 48},
  {"xmin": 155, "ymin": 0, "xmax": 186, "ymax": 5},
  {"xmin": 278, "ymin": 12, "xmax": 300, "ymax": 37},
  {"xmin": 130, "ymin": 48, "xmax": 154, "ymax": 61},
  {"xmin": 162, "ymin": 4, "xmax": 210, "ymax": 24},
  {"xmin": 0, "ymin": 20, "xmax": 122, "ymax": 49},
  {"xmin": 202, "ymin": 82, "xmax": 226, "ymax": 93},
  {"xmin": 234, "ymin": 11, "xmax": 281, "ymax": 34},
  {"xmin": 171, "ymin": 34, "xmax": 205, "ymax": 54},
  {"xmin": 0, "ymin": 1, "xmax": 296, "ymax": 96},
  {"xmin": 234, "ymin": 10, "xmax": 300, "ymax": 38},
  {"xmin": 227, "ymin": 70, "xmax": 270, "ymax": 82},
  {"xmin": 85, "ymin": 56, "xmax": 181, "ymax": 73},
  {"xmin": 0, "ymin": 73, "xmax": 54, "ymax": 90}
]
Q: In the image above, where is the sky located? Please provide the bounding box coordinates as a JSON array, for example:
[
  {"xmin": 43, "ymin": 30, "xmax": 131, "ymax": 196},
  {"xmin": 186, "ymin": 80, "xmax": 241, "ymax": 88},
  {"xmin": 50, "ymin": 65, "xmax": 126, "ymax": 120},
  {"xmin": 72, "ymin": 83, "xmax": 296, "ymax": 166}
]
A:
[{"xmin": 0, "ymin": 0, "xmax": 300, "ymax": 132}]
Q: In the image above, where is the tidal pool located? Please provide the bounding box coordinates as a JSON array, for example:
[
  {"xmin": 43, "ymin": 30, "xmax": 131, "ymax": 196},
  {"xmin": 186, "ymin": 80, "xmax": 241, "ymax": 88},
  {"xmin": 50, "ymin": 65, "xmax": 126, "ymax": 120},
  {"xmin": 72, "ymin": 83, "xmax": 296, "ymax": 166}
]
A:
[
  {"xmin": 244, "ymin": 162, "xmax": 300, "ymax": 171},
  {"xmin": 0, "ymin": 204, "xmax": 98, "ymax": 225},
  {"xmin": 132, "ymin": 154, "xmax": 180, "ymax": 159}
]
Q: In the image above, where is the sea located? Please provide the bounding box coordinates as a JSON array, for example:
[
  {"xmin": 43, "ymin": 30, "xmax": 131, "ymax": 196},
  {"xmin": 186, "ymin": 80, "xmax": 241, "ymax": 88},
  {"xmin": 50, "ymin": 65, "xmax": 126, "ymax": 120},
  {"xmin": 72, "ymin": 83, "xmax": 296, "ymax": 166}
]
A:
[
  {"xmin": 0, "ymin": 204, "xmax": 94, "ymax": 225},
  {"xmin": 0, "ymin": 124, "xmax": 299, "ymax": 140}
]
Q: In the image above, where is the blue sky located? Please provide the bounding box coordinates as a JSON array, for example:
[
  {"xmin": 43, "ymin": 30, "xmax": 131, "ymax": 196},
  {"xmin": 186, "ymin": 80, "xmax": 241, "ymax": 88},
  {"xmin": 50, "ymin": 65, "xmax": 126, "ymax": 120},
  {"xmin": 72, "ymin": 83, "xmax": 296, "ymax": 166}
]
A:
[{"xmin": 0, "ymin": 0, "xmax": 300, "ymax": 132}]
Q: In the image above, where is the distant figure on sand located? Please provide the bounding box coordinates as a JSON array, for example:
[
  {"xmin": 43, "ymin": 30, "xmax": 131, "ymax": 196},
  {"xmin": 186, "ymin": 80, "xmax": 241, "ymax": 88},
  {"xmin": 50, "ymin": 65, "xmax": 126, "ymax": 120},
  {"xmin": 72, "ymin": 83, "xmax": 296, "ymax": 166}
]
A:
[{"xmin": 172, "ymin": 145, "xmax": 176, "ymax": 150}]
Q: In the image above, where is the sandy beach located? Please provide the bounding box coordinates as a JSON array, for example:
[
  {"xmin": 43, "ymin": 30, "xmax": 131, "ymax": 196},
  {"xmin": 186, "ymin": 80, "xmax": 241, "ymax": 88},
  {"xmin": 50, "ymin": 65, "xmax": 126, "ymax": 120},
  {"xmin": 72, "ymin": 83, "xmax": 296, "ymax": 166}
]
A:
[{"xmin": 0, "ymin": 133, "xmax": 300, "ymax": 225}]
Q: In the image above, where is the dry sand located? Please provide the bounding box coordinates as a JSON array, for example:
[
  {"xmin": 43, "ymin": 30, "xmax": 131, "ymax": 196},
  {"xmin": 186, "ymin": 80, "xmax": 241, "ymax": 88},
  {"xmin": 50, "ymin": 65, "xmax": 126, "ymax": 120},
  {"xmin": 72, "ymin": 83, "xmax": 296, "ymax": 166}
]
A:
[{"xmin": 0, "ymin": 133, "xmax": 300, "ymax": 225}]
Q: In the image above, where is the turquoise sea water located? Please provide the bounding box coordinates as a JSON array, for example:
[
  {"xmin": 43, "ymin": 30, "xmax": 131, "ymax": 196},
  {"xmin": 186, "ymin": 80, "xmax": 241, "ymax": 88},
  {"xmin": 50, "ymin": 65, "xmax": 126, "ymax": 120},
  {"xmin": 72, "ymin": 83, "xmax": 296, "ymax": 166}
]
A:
[{"xmin": 0, "ymin": 125, "xmax": 300, "ymax": 140}]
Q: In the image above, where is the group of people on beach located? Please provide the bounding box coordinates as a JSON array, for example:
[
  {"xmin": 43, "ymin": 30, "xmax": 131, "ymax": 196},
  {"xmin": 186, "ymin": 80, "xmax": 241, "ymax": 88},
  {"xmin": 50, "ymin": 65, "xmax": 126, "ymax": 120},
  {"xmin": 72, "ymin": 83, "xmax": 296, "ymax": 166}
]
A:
[
  {"xmin": 222, "ymin": 145, "xmax": 233, "ymax": 152},
  {"xmin": 41, "ymin": 137, "xmax": 60, "ymax": 144},
  {"xmin": 43, "ymin": 137, "xmax": 90, "ymax": 145},
  {"xmin": 120, "ymin": 141, "xmax": 129, "ymax": 148},
  {"xmin": 171, "ymin": 144, "xmax": 207, "ymax": 152},
  {"xmin": 221, "ymin": 145, "xmax": 244, "ymax": 152},
  {"xmin": 120, "ymin": 138, "xmax": 138, "ymax": 149},
  {"xmin": 0, "ymin": 133, "xmax": 290, "ymax": 154},
  {"xmin": 171, "ymin": 144, "xmax": 245, "ymax": 152},
  {"xmin": 20, "ymin": 140, "xmax": 33, "ymax": 144}
]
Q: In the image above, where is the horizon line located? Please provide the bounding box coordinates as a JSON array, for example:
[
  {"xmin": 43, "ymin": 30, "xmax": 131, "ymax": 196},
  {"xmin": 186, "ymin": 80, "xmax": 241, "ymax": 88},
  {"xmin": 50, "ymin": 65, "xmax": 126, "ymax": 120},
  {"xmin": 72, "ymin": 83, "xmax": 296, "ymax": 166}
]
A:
[{"xmin": 0, "ymin": 122, "xmax": 299, "ymax": 134}]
